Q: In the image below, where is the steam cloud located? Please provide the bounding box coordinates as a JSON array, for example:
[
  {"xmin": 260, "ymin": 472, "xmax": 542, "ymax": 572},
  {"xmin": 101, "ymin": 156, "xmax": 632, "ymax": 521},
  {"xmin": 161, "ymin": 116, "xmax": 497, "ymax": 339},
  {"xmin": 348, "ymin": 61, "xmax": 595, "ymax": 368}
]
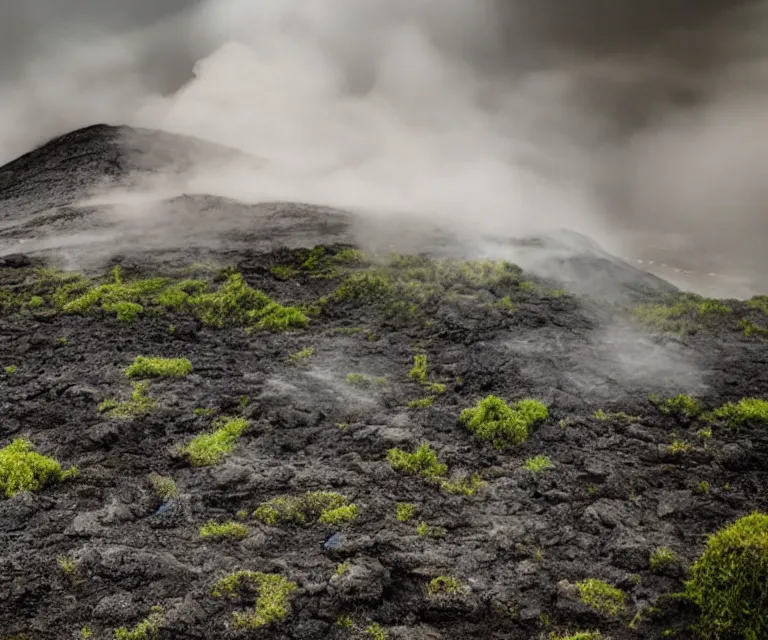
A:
[{"xmin": 1, "ymin": 0, "xmax": 767, "ymax": 293}]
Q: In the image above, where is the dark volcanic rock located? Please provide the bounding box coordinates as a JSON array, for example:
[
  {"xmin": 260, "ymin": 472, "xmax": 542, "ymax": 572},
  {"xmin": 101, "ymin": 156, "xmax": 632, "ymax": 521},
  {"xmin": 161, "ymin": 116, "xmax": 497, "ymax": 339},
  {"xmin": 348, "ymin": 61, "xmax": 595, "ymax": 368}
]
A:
[{"xmin": 0, "ymin": 125, "xmax": 766, "ymax": 640}]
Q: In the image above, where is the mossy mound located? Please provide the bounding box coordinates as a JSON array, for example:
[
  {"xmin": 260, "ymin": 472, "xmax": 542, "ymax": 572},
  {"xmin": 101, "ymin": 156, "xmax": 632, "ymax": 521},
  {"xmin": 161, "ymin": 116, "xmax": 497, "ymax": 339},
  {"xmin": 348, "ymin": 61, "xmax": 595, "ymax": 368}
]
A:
[
  {"xmin": 460, "ymin": 395, "xmax": 548, "ymax": 450},
  {"xmin": 685, "ymin": 512, "xmax": 768, "ymax": 640},
  {"xmin": 0, "ymin": 439, "xmax": 77, "ymax": 498}
]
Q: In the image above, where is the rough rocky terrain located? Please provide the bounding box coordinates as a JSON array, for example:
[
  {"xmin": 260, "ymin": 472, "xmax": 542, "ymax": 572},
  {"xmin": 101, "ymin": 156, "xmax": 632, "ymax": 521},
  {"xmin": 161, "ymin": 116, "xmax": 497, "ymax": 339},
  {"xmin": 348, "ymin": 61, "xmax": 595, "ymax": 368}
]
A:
[{"xmin": 0, "ymin": 126, "xmax": 767, "ymax": 640}]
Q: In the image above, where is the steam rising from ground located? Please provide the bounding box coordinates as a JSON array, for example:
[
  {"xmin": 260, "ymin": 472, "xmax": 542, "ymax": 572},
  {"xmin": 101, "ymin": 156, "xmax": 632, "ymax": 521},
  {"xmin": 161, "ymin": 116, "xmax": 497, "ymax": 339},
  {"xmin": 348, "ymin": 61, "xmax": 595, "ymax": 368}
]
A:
[{"xmin": 1, "ymin": 1, "xmax": 768, "ymax": 290}]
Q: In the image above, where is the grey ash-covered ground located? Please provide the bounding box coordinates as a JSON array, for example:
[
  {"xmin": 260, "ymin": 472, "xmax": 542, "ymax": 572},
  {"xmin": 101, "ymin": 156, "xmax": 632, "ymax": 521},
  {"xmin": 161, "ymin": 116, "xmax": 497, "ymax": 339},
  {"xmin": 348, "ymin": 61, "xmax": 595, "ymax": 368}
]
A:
[{"xmin": 0, "ymin": 126, "xmax": 767, "ymax": 640}]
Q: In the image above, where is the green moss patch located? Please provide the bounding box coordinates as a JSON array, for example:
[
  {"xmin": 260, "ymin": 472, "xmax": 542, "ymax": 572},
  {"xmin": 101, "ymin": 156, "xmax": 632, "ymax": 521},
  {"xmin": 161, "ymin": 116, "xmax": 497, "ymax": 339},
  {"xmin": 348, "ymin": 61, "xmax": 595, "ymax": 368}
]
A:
[
  {"xmin": 99, "ymin": 382, "xmax": 157, "ymax": 418},
  {"xmin": 460, "ymin": 395, "xmax": 548, "ymax": 450},
  {"xmin": 125, "ymin": 356, "xmax": 192, "ymax": 378},
  {"xmin": 576, "ymin": 579, "xmax": 626, "ymax": 616},
  {"xmin": 633, "ymin": 294, "xmax": 731, "ymax": 334},
  {"xmin": 704, "ymin": 398, "xmax": 768, "ymax": 428},
  {"xmin": 113, "ymin": 606, "xmax": 163, "ymax": 640},
  {"xmin": 387, "ymin": 443, "xmax": 484, "ymax": 496},
  {"xmin": 254, "ymin": 491, "xmax": 357, "ymax": 526},
  {"xmin": 199, "ymin": 520, "xmax": 249, "ymax": 539},
  {"xmin": 0, "ymin": 439, "xmax": 78, "ymax": 498},
  {"xmin": 181, "ymin": 416, "xmax": 249, "ymax": 466},
  {"xmin": 684, "ymin": 512, "xmax": 768, "ymax": 639},
  {"xmin": 425, "ymin": 576, "xmax": 465, "ymax": 599},
  {"xmin": 211, "ymin": 571, "xmax": 297, "ymax": 630}
]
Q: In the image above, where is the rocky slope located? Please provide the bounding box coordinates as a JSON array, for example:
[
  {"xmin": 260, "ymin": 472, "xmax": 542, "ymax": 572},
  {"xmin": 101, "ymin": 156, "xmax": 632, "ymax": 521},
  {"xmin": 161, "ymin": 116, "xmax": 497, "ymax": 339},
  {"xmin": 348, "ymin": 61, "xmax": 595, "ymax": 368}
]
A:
[{"xmin": 0, "ymin": 126, "xmax": 767, "ymax": 640}]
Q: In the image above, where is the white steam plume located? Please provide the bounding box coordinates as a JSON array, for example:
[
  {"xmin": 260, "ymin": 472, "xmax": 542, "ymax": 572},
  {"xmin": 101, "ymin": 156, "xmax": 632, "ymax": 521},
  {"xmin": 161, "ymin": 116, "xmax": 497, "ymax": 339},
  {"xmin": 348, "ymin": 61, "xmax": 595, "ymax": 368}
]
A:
[{"xmin": 1, "ymin": 1, "xmax": 768, "ymax": 293}]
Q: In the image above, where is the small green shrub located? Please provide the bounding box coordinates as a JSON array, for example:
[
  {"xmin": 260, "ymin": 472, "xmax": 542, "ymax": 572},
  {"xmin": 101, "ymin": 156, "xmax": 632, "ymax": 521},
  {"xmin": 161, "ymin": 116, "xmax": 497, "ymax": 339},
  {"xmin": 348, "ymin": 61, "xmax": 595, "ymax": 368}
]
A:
[
  {"xmin": 336, "ymin": 615, "xmax": 354, "ymax": 628},
  {"xmin": 427, "ymin": 382, "xmax": 447, "ymax": 395},
  {"xmin": 439, "ymin": 473, "xmax": 484, "ymax": 496},
  {"xmin": 287, "ymin": 347, "xmax": 315, "ymax": 364},
  {"xmin": 409, "ymin": 354, "xmax": 428, "ymax": 383},
  {"xmin": 408, "ymin": 396, "xmax": 435, "ymax": 409},
  {"xmin": 365, "ymin": 623, "xmax": 388, "ymax": 640},
  {"xmin": 524, "ymin": 455, "xmax": 554, "ymax": 474},
  {"xmin": 254, "ymin": 491, "xmax": 354, "ymax": 526},
  {"xmin": 248, "ymin": 302, "xmax": 309, "ymax": 332},
  {"xmin": 81, "ymin": 628, "xmax": 94, "ymax": 639},
  {"xmin": 148, "ymin": 473, "xmax": 178, "ymax": 501},
  {"xmin": 425, "ymin": 576, "xmax": 464, "ymax": 599},
  {"xmin": 684, "ymin": 512, "xmax": 768, "ymax": 639},
  {"xmin": 4, "ymin": 365, "xmax": 17, "ymax": 374},
  {"xmin": 705, "ymin": 398, "xmax": 768, "ymax": 428},
  {"xmin": 549, "ymin": 633, "xmax": 603, "ymax": 640},
  {"xmin": 211, "ymin": 571, "xmax": 297, "ymax": 630},
  {"xmin": 334, "ymin": 273, "xmax": 395, "ymax": 303},
  {"xmin": 667, "ymin": 440, "xmax": 691, "ymax": 455},
  {"xmin": 396, "ymin": 503, "xmax": 416, "ymax": 522},
  {"xmin": 28, "ymin": 296, "xmax": 44, "ymax": 309},
  {"xmin": 199, "ymin": 520, "xmax": 249, "ymax": 539},
  {"xmin": 0, "ymin": 439, "xmax": 78, "ymax": 498},
  {"xmin": 335, "ymin": 562, "xmax": 351, "ymax": 577},
  {"xmin": 388, "ymin": 444, "xmax": 483, "ymax": 495},
  {"xmin": 460, "ymin": 395, "xmax": 548, "ymax": 450},
  {"xmin": 416, "ymin": 521, "xmax": 445, "ymax": 538},
  {"xmin": 181, "ymin": 416, "xmax": 249, "ymax": 466},
  {"xmin": 388, "ymin": 443, "xmax": 447, "ymax": 480},
  {"xmin": 650, "ymin": 547, "xmax": 678, "ymax": 573},
  {"xmin": 113, "ymin": 606, "xmax": 163, "ymax": 640},
  {"xmin": 576, "ymin": 579, "xmax": 626, "ymax": 616},
  {"xmin": 57, "ymin": 555, "xmax": 80, "ymax": 584},
  {"xmin": 653, "ymin": 394, "xmax": 703, "ymax": 419},
  {"xmin": 99, "ymin": 382, "xmax": 157, "ymax": 418},
  {"xmin": 125, "ymin": 356, "xmax": 192, "ymax": 378},
  {"xmin": 319, "ymin": 504, "xmax": 359, "ymax": 525}
]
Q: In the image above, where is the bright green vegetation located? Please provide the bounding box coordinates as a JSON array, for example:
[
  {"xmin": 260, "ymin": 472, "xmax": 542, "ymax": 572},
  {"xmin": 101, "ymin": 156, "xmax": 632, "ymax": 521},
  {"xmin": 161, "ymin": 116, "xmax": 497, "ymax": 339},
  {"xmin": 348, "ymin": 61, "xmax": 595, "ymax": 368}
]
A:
[
  {"xmin": 409, "ymin": 354, "xmax": 428, "ymax": 383},
  {"xmin": 331, "ymin": 255, "xmax": 522, "ymax": 322},
  {"xmin": 346, "ymin": 373, "xmax": 387, "ymax": 388},
  {"xmin": 408, "ymin": 396, "xmax": 435, "ymax": 409},
  {"xmin": 704, "ymin": 398, "xmax": 768, "ymax": 428},
  {"xmin": 576, "ymin": 579, "xmax": 626, "ymax": 616},
  {"xmin": 650, "ymin": 547, "xmax": 678, "ymax": 573},
  {"xmin": 366, "ymin": 623, "xmax": 389, "ymax": 640},
  {"xmin": 416, "ymin": 521, "xmax": 446, "ymax": 538},
  {"xmin": 427, "ymin": 382, "xmax": 447, "ymax": 394},
  {"xmin": 0, "ymin": 439, "xmax": 78, "ymax": 498},
  {"xmin": 335, "ymin": 562, "xmax": 350, "ymax": 577},
  {"xmin": 633, "ymin": 294, "xmax": 731, "ymax": 334},
  {"xmin": 524, "ymin": 455, "xmax": 554, "ymax": 474},
  {"xmin": 336, "ymin": 615, "xmax": 354, "ymax": 628},
  {"xmin": 460, "ymin": 395, "xmax": 548, "ymax": 450},
  {"xmin": 684, "ymin": 512, "xmax": 768, "ymax": 639},
  {"xmin": 99, "ymin": 382, "xmax": 157, "ymax": 418},
  {"xmin": 667, "ymin": 440, "xmax": 691, "ymax": 455},
  {"xmin": 387, "ymin": 443, "xmax": 447, "ymax": 480},
  {"xmin": 396, "ymin": 503, "xmax": 416, "ymax": 522},
  {"xmin": 211, "ymin": 571, "xmax": 297, "ymax": 630},
  {"xmin": 287, "ymin": 347, "xmax": 315, "ymax": 364},
  {"xmin": 41, "ymin": 266, "xmax": 308, "ymax": 331},
  {"xmin": 697, "ymin": 427, "xmax": 713, "ymax": 439},
  {"xmin": 549, "ymin": 633, "xmax": 603, "ymax": 640},
  {"xmin": 113, "ymin": 606, "xmax": 163, "ymax": 640},
  {"xmin": 740, "ymin": 319, "xmax": 768, "ymax": 339},
  {"xmin": 496, "ymin": 296, "xmax": 517, "ymax": 311},
  {"xmin": 425, "ymin": 576, "xmax": 465, "ymax": 599},
  {"xmin": 254, "ymin": 491, "xmax": 356, "ymax": 526},
  {"xmin": 81, "ymin": 628, "xmax": 93, "ymax": 639},
  {"xmin": 181, "ymin": 416, "xmax": 249, "ymax": 466},
  {"xmin": 57, "ymin": 555, "xmax": 80, "ymax": 584},
  {"xmin": 652, "ymin": 394, "xmax": 704, "ymax": 420},
  {"xmin": 319, "ymin": 504, "xmax": 359, "ymax": 525},
  {"xmin": 199, "ymin": 520, "xmax": 249, "ymax": 539},
  {"xmin": 747, "ymin": 295, "xmax": 768, "ymax": 315},
  {"xmin": 125, "ymin": 356, "xmax": 192, "ymax": 378},
  {"xmin": 697, "ymin": 481, "xmax": 711, "ymax": 495},
  {"xmin": 387, "ymin": 443, "xmax": 484, "ymax": 496},
  {"xmin": 147, "ymin": 473, "xmax": 178, "ymax": 501},
  {"xmin": 4, "ymin": 365, "xmax": 16, "ymax": 374}
]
